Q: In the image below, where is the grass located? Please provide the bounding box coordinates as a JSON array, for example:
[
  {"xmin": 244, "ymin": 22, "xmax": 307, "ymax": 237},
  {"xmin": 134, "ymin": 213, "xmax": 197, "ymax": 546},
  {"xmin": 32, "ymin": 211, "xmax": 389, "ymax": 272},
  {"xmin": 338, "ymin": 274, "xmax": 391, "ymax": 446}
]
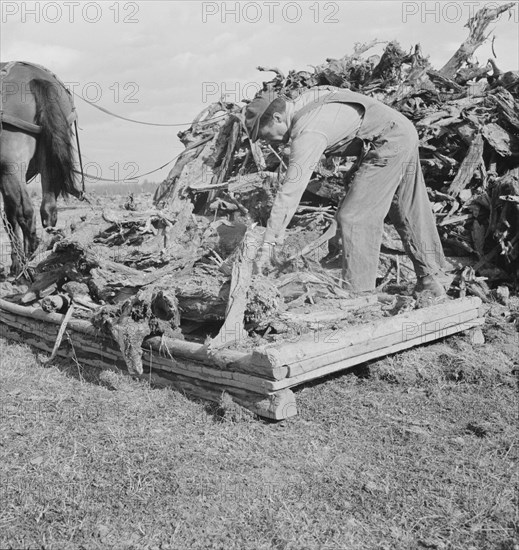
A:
[{"xmin": 0, "ymin": 301, "xmax": 518, "ymax": 550}]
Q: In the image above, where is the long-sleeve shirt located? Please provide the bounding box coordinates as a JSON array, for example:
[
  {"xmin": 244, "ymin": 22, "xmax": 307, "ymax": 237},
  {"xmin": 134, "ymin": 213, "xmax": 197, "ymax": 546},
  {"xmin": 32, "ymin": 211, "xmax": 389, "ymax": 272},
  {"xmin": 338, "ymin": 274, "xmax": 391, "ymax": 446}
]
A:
[{"xmin": 264, "ymin": 93, "xmax": 364, "ymax": 244}]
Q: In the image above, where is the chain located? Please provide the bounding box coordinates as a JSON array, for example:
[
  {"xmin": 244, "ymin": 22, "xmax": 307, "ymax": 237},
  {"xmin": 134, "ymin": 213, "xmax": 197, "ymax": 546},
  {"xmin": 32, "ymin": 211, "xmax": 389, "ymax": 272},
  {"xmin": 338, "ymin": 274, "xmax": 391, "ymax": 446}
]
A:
[{"xmin": 0, "ymin": 206, "xmax": 33, "ymax": 281}]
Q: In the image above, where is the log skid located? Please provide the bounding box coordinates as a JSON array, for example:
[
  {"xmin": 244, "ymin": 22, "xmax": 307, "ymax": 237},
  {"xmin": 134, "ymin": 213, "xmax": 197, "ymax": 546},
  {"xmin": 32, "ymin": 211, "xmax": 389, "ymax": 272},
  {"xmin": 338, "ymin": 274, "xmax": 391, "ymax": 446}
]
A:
[{"xmin": 0, "ymin": 297, "xmax": 483, "ymax": 419}]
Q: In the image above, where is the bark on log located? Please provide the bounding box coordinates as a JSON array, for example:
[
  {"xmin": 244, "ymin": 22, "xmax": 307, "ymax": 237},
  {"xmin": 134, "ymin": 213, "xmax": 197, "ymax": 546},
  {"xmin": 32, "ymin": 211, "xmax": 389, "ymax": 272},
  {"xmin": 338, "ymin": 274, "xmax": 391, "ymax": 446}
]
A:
[
  {"xmin": 144, "ymin": 335, "xmax": 288, "ymax": 380},
  {"xmin": 447, "ymin": 133, "xmax": 484, "ymax": 197},
  {"xmin": 482, "ymin": 122, "xmax": 519, "ymax": 158},
  {"xmin": 486, "ymin": 89, "xmax": 519, "ymax": 133}
]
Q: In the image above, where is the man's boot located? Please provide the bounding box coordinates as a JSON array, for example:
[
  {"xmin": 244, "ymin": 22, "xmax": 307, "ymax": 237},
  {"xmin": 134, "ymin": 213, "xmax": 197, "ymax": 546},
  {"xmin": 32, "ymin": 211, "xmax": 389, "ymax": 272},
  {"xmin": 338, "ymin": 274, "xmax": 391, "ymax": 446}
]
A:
[{"xmin": 414, "ymin": 274, "xmax": 447, "ymax": 305}]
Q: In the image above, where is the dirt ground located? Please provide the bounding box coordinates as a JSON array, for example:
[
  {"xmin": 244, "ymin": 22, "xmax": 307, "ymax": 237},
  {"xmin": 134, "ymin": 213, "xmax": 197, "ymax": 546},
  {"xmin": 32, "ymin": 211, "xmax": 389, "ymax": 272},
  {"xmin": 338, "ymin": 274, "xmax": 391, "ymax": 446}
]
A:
[{"xmin": 0, "ymin": 194, "xmax": 518, "ymax": 550}]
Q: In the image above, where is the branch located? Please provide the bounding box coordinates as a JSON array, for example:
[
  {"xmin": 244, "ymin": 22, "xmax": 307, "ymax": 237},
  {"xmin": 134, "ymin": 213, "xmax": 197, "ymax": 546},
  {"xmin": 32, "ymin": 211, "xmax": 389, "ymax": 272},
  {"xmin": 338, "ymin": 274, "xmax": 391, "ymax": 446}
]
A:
[
  {"xmin": 256, "ymin": 66, "xmax": 285, "ymax": 79},
  {"xmin": 439, "ymin": 2, "xmax": 515, "ymax": 79}
]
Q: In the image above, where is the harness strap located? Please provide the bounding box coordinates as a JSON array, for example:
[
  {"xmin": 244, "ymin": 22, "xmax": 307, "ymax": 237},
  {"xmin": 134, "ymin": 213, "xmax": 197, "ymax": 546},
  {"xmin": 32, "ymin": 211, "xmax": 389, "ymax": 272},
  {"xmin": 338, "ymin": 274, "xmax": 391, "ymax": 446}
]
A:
[
  {"xmin": 0, "ymin": 111, "xmax": 42, "ymax": 133},
  {"xmin": 74, "ymin": 119, "xmax": 86, "ymax": 198},
  {"xmin": 0, "ymin": 60, "xmax": 18, "ymax": 78},
  {"xmin": 0, "ymin": 107, "xmax": 75, "ymax": 135}
]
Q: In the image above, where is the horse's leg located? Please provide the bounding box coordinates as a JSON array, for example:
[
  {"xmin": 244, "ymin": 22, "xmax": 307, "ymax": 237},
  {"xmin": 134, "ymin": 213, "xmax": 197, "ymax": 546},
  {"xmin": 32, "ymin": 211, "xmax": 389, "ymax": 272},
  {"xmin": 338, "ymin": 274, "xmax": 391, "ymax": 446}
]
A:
[
  {"xmin": 18, "ymin": 174, "xmax": 40, "ymax": 257},
  {"xmin": 25, "ymin": 149, "xmax": 56, "ymax": 232},
  {"xmin": 39, "ymin": 161, "xmax": 58, "ymax": 228},
  {"xmin": 0, "ymin": 171, "xmax": 35, "ymax": 274},
  {"xmin": 0, "ymin": 131, "xmax": 38, "ymax": 274}
]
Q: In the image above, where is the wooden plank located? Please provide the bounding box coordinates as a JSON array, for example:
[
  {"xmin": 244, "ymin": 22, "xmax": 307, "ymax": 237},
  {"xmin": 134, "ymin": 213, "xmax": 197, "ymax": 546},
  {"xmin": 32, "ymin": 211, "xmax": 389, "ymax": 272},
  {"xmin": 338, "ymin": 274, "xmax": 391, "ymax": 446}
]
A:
[
  {"xmin": 279, "ymin": 294, "xmax": 378, "ymax": 326},
  {"xmin": 284, "ymin": 307, "xmax": 480, "ymax": 379},
  {"xmin": 0, "ymin": 315, "xmax": 127, "ymax": 366},
  {"xmin": 0, "ymin": 319, "xmax": 296, "ymax": 421},
  {"xmin": 0, "ymin": 306, "xmax": 279, "ymax": 394},
  {"xmin": 1, "ymin": 297, "xmax": 480, "ymax": 384},
  {"xmin": 0, "ymin": 297, "xmax": 99, "ymax": 336},
  {"xmin": 0, "ymin": 297, "xmax": 287, "ymax": 380},
  {"xmin": 0, "ymin": 310, "xmax": 119, "ymax": 354},
  {"xmin": 144, "ymin": 336, "xmax": 287, "ymax": 381},
  {"xmin": 0, "ymin": 296, "xmax": 484, "ymax": 419},
  {"xmin": 141, "ymin": 348, "xmax": 278, "ymax": 393},
  {"xmin": 274, "ymin": 317, "xmax": 484, "ymax": 390},
  {"xmin": 0, "ymin": 323, "xmax": 128, "ymax": 371},
  {"xmin": 37, "ymin": 311, "xmax": 481, "ymax": 395},
  {"xmin": 251, "ymin": 297, "xmax": 482, "ymax": 369},
  {"xmin": 143, "ymin": 371, "xmax": 297, "ymax": 421}
]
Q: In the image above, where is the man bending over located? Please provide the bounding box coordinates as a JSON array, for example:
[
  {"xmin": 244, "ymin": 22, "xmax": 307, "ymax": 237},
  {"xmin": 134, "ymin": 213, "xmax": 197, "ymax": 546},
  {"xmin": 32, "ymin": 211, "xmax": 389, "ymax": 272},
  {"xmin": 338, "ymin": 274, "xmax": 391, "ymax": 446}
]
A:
[{"xmin": 244, "ymin": 85, "xmax": 446, "ymax": 298}]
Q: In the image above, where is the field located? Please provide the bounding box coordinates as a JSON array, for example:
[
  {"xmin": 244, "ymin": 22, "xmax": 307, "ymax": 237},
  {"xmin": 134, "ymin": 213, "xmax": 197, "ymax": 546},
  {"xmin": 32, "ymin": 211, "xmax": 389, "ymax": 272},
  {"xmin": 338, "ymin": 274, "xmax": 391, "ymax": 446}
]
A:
[{"xmin": 0, "ymin": 197, "xmax": 518, "ymax": 550}]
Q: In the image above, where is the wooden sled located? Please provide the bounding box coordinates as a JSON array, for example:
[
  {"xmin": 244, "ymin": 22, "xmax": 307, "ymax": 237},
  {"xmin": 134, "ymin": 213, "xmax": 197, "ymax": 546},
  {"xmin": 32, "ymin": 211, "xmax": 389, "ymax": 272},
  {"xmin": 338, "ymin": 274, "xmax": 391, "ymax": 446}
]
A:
[{"xmin": 0, "ymin": 296, "xmax": 484, "ymax": 420}]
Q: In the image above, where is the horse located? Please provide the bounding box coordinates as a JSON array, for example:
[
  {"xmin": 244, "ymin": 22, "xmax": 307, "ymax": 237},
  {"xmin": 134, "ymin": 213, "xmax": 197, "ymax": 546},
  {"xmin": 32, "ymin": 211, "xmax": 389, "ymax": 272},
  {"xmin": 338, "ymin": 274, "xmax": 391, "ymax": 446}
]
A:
[{"xmin": 0, "ymin": 61, "xmax": 81, "ymax": 275}]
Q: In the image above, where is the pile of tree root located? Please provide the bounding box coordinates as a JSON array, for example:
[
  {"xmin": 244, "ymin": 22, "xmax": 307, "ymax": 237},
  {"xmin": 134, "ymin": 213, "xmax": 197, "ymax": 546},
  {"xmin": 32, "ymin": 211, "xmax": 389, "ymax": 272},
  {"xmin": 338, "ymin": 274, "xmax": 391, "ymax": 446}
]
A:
[{"xmin": 153, "ymin": 2, "xmax": 518, "ymax": 291}]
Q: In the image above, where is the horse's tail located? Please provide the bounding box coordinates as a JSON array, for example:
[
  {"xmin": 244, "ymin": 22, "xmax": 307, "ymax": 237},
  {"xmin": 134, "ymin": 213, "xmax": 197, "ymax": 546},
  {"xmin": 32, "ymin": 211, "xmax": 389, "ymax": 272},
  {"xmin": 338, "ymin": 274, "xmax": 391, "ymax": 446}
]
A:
[{"xmin": 29, "ymin": 78, "xmax": 79, "ymax": 198}]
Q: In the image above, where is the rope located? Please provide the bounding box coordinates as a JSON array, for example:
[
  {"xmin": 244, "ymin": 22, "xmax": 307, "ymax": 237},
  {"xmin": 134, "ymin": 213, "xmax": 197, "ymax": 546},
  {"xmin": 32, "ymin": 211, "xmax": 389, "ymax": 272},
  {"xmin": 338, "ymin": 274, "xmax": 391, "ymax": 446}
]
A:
[
  {"xmin": 71, "ymin": 93, "xmax": 234, "ymax": 183},
  {"xmin": 73, "ymin": 135, "xmax": 213, "ymax": 182},
  {"xmin": 73, "ymin": 92, "xmax": 228, "ymax": 127},
  {"xmin": 0, "ymin": 205, "xmax": 33, "ymax": 281}
]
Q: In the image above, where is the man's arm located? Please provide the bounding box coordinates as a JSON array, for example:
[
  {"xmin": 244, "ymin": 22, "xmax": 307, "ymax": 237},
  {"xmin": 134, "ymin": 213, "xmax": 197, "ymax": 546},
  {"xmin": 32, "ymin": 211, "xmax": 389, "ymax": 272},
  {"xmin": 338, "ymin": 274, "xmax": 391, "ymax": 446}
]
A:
[{"xmin": 263, "ymin": 131, "xmax": 328, "ymax": 244}]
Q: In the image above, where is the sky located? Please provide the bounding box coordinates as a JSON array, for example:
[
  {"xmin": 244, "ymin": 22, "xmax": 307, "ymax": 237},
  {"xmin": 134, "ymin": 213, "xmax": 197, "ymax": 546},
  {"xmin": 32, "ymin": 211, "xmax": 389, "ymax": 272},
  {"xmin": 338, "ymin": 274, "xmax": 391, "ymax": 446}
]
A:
[{"xmin": 1, "ymin": 0, "xmax": 518, "ymax": 187}]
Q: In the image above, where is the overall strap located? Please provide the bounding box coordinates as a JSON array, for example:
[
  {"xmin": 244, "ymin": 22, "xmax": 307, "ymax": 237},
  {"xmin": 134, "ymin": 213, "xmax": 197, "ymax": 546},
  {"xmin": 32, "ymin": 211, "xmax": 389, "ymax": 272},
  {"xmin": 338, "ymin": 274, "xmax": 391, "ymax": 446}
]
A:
[
  {"xmin": 289, "ymin": 90, "xmax": 366, "ymax": 156},
  {"xmin": 289, "ymin": 95, "xmax": 328, "ymax": 130},
  {"xmin": 290, "ymin": 90, "xmax": 365, "ymax": 132}
]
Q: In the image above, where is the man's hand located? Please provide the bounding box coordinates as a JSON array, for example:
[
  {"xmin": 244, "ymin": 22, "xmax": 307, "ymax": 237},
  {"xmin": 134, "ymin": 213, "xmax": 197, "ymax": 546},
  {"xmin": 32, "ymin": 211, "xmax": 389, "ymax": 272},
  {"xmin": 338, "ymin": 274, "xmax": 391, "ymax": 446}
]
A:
[{"xmin": 252, "ymin": 241, "xmax": 277, "ymax": 275}]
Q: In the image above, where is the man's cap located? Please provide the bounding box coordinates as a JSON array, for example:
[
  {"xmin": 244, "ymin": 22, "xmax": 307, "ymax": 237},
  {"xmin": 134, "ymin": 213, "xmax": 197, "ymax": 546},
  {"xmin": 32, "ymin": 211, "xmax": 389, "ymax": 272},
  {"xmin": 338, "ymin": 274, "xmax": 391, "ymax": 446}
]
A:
[{"xmin": 244, "ymin": 90, "xmax": 279, "ymax": 142}]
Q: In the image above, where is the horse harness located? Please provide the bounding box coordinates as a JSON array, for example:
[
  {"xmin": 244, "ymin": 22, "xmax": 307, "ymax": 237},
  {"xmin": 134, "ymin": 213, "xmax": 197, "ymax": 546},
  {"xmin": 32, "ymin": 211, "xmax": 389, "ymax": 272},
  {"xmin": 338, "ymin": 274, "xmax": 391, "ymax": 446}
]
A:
[
  {"xmin": 0, "ymin": 61, "xmax": 76, "ymax": 133},
  {"xmin": 0, "ymin": 61, "xmax": 85, "ymax": 197}
]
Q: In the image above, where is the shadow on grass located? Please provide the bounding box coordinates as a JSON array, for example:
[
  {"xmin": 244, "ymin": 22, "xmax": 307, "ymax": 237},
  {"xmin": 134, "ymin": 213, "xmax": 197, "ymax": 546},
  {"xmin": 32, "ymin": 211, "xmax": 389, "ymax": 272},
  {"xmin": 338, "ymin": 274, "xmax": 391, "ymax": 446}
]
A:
[{"xmin": 30, "ymin": 344, "xmax": 267, "ymax": 425}]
